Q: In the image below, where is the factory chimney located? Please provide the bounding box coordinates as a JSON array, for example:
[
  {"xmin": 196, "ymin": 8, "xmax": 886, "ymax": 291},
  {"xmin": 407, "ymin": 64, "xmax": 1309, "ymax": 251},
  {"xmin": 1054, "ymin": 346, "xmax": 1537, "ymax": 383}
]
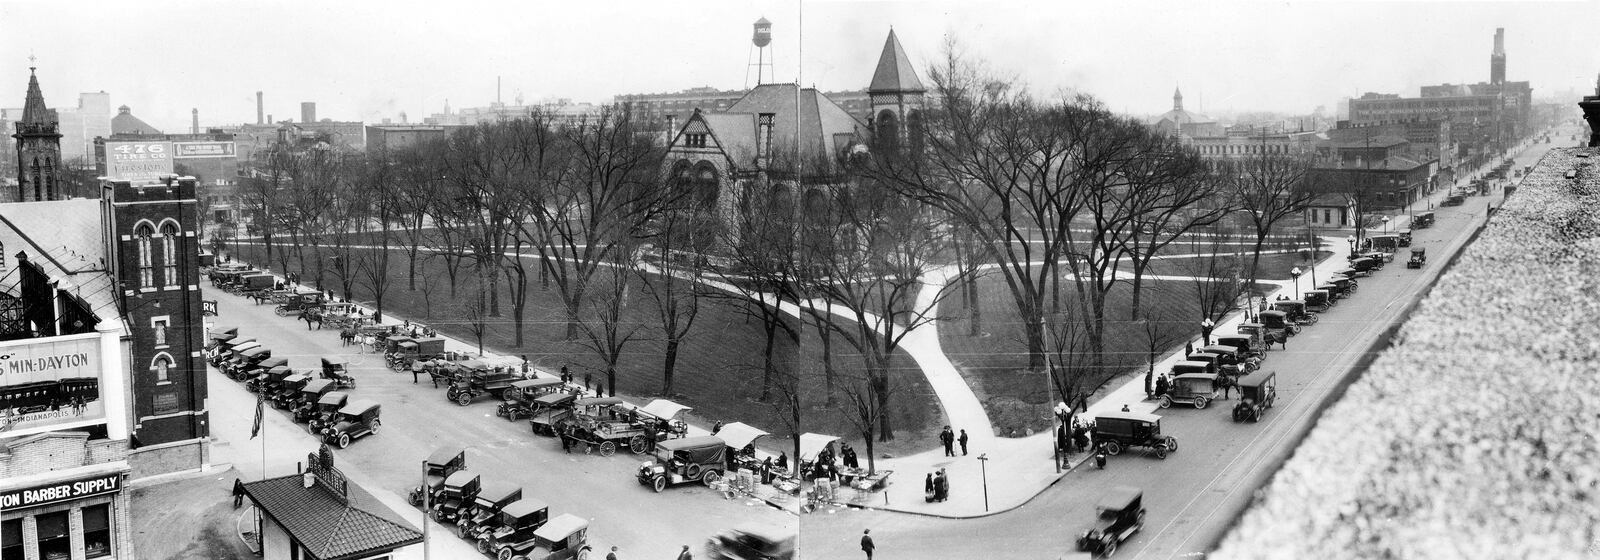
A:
[
  {"xmin": 301, "ymin": 102, "xmax": 316, "ymax": 124},
  {"xmin": 256, "ymin": 91, "xmax": 264, "ymax": 124},
  {"xmin": 191, "ymin": 108, "xmax": 199, "ymax": 134}
]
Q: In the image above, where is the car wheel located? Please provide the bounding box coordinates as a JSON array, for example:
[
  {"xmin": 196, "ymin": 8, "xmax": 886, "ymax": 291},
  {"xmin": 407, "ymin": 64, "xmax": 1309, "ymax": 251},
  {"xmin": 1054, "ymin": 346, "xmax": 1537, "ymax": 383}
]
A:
[
  {"xmin": 576, "ymin": 549, "xmax": 589, "ymax": 560},
  {"xmin": 308, "ymin": 424, "xmax": 319, "ymax": 435},
  {"xmin": 1193, "ymin": 397, "xmax": 1208, "ymax": 409},
  {"xmin": 1103, "ymin": 441, "xmax": 1122, "ymax": 456},
  {"xmin": 1103, "ymin": 538, "xmax": 1117, "ymax": 557},
  {"xmin": 1158, "ymin": 396, "xmax": 1171, "ymax": 409},
  {"xmin": 629, "ymin": 435, "xmax": 648, "ymax": 454},
  {"xmin": 455, "ymin": 392, "xmax": 473, "ymax": 407},
  {"xmin": 1165, "ymin": 436, "xmax": 1178, "ymax": 452},
  {"xmin": 702, "ymin": 470, "xmax": 722, "ymax": 487},
  {"xmin": 652, "ymin": 476, "xmax": 667, "ymax": 493},
  {"xmin": 408, "ymin": 491, "xmax": 421, "ymax": 507},
  {"xmin": 1155, "ymin": 445, "xmax": 1168, "ymax": 459},
  {"xmin": 338, "ymin": 434, "xmax": 351, "ymax": 449},
  {"xmin": 497, "ymin": 546, "xmax": 515, "ymax": 560},
  {"xmin": 369, "ymin": 420, "xmax": 380, "ymax": 435},
  {"xmin": 506, "ymin": 410, "xmax": 519, "ymax": 422},
  {"xmin": 599, "ymin": 442, "xmax": 616, "ymax": 457},
  {"xmin": 456, "ymin": 523, "xmax": 470, "ymax": 539},
  {"xmin": 476, "ymin": 538, "xmax": 492, "ymax": 555},
  {"xmin": 1251, "ymin": 410, "xmax": 1262, "ymax": 423},
  {"xmin": 686, "ymin": 464, "xmax": 702, "ymax": 480}
]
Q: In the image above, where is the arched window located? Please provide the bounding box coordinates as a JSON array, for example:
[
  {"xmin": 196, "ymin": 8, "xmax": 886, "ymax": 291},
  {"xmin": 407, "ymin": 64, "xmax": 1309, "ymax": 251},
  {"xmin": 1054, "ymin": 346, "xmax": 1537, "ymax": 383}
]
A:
[
  {"xmin": 161, "ymin": 222, "xmax": 179, "ymax": 286},
  {"xmin": 692, "ymin": 162, "xmax": 720, "ymax": 213},
  {"xmin": 135, "ymin": 224, "xmax": 154, "ymax": 287},
  {"xmin": 906, "ymin": 110, "xmax": 925, "ymax": 156},
  {"xmin": 153, "ymin": 355, "xmax": 171, "ymax": 383},
  {"xmin": 875, "ymin": 110, "xmax": 900, "ymax": 155}
]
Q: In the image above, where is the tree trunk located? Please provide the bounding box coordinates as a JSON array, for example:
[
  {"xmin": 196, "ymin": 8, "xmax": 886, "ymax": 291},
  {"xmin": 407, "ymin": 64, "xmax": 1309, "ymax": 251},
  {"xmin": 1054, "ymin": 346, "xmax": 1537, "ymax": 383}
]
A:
[
  {"xmin": 662, "ymin": 338, "xmax": 680, "ymax": 395},
  {"xmin": 1248, "ymin": 231, "xmax": 1268, "ymax": 297},
  {"xmin": 1129, "ymin": 257, "xmax": 1150, "ymax": 322},
  {"xmin": 759, "ymin": 311, "xmax": 777, "ymax": 403},
  {"xmin": 967, "ymin": 276, "xmax": 983, "ymax": 337}
]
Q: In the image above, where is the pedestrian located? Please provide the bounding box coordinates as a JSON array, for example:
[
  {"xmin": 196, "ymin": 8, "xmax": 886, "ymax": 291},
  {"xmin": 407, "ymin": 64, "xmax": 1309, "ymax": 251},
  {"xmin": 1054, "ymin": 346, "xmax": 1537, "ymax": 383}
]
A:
[
  {"xmin": 561, "ymin": 423, "xmax": 574, "ymax": 454},
  {"xmin": 1185, "ymin": 341, "xmax": 1193, "ymax": 357},
  {"xmin": 584, "ymin": 371, "xmax": 593, "ymax": 392},
  {"xmin": 1155, "ymin": 374, "xmax": 1169, "ymax": 398},
  {"xmin": 232, "ymin": 478, "xmax": 246, "ymax": 508},
  {"xmin": 521, "ymin": 355, "xmax": 530, "ymax": 378},
  {"xmin": 560, "ymin": 364, "xmax": 571, "ymax": 383},
  {"xmin": 711, "ymin": 420, "xmax": 723, "ymax": 435},
  {"xmin": 1121, "ymin": 404, "xmax": 1131, "ymax": 412},
  {"xmin": 411, "ymin": 360, "xmax": 422, "ymax": 384},
  {"xmin": 940, "ymin": 425, "xmax": 955, "ymax": 457},
  {"xmin": 606, "ymin": 545, "xmax": 618, "ymax": 560},
  {"xmin": 1200, "ymin": 317, "xmax": 1215, "ymax": 346},
  {"xmin": 924, "ymin": 472, "xmax": 935, "ymax": 501},
  {"xmin": 760, "ymin": 457, "xmax": 774, "ymax": 484},
  {"xmin": 842, "ymin": 444, "xmax": 858, "ymax": 469},
  {"xmin": 860, "ymin": 529, "xmax": 875, "ymax": 560},
  {"xmin": 677, "ymin": 544, "xmax": 693, "ymax": 560},
  {"xmin": 934, "ymin": 469, "xmax": 949, "ymax": 502},
  {"xmin": 958, "ymin": 429, "xmax": 969, "ymax": 456},
  {"xmin": 777, "ymin": 452, "xmax": 789, "ymax": 473}
]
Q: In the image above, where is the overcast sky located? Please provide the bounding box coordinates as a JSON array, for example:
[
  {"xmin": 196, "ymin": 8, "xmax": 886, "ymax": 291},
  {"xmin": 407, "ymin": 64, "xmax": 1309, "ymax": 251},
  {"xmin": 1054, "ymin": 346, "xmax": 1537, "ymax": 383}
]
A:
[{"xmin": 3, "ymin": 0, "xmax": 1596, "ymax": 132}]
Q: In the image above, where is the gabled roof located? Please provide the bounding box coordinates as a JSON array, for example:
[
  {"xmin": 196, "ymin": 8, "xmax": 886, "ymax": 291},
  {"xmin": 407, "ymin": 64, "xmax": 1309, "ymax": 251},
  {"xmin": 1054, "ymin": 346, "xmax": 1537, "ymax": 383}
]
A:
[
  {"xmin": 869, "ymin": 30, "xmax": 925, "ymax": 94},
  {"xmin": 0, "ymin": 199, "xmax": 117, "ymax": 322},
  {"xmin": 723, "ymin": 83, "xmax": 865, "ymax": 170},
  {"xmin": 20, "ymin": 68, "xmax": 53, "ymax": 126},
  {"xmin": 244, "ymin": 474, "xmax": 422, "ymax": 560}
]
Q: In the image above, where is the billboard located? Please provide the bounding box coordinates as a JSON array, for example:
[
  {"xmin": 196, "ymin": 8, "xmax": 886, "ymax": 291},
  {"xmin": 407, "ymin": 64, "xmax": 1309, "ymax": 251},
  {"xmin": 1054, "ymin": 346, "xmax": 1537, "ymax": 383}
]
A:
[
  {"xmin": 173, "ymin": 141, "xmax": 236, "ymax": 159},
  {"xmin": 0, "ymin": 334, "xmax": 105, "ymax": 437},
  {"xmin": 104, "ymin": 141, "xmax": 174, "ymax": 181}
]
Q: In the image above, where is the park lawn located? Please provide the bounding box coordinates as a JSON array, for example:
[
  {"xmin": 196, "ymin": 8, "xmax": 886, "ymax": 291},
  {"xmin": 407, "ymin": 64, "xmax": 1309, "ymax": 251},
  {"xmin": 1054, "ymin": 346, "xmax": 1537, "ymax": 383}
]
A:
[
  {"xmin": 229, "ymin": 241, "xmax": 940, "ymax": 457},
  {"xmin": 937, "ymin": 251, "xmax": 1317, "ymax": 435}
]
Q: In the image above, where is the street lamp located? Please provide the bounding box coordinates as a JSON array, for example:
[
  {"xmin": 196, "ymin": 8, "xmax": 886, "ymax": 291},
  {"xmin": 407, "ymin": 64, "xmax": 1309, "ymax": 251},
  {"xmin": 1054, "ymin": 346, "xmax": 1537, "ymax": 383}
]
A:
[
  {"xmin": 1290, "ymin": 267, "xmax": 1302, "ymax": 300},
  {"xmin": 1346, "ymin": 235, "xmax": 1356, "ymax": 257},
  {"xmin": 977, "ymin": 453, "xmax": 991, "ymax": 512},
  {"xmin": 1381, "ymin": 216, "xmax": 1391, "ymax": 235}
]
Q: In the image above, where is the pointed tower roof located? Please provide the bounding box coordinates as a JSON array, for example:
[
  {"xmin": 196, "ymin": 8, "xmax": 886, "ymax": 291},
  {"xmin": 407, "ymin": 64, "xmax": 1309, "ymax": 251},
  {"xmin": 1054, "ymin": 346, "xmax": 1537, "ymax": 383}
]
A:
[
  {"xmin": 868, "ymin": 29, "xmax": 925, "ymax": 94},
  {"xmin": 1173, "ymin": 86, "xmax": 1183, "ymax": 111},
  {"xmin": 21, "ymin": 67, "xmax": 53, "ymax": 125}
]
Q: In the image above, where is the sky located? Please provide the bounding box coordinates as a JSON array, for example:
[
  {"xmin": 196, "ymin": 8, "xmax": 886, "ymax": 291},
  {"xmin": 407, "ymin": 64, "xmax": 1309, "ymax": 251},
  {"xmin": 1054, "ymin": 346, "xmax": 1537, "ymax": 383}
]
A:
[{"xmin": 2, "ymin": 0, "xmax": 1597, "ymax": 132}]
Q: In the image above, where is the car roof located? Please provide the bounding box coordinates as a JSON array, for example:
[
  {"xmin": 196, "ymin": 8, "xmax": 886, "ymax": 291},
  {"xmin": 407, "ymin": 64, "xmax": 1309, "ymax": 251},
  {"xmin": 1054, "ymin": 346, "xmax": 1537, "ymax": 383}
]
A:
[
  {"xmin": 1259, "ymin": 310, "xmax": 1287, "ymax": 318},
  {"xmin": 534, "ymin": 393, "xmax": 576, "ymax": 405},
  {"xmin": 657, "ymin": 435, "xmax": 725, "ymax": 451},
  {"xmin": 476, "ymin": 480, "xmax": 521, "ymax": 501},
  {"xmin": 282, "ymin": 373, "xmax": 310, "ymax": 384},
  {"xmin": 426, "ymin": 447, "xmax": 464, "ymax": 465},
  {"xmin": 444, "ymin": 470, "xmax": 479, "ymax": 486},
  {"xmin": 1237, "ymin": 370, "xmax": 1276, "ymax": 387},
  {"xmin": 1094, "ymin": 410, "xmax": 1161, "ymax": 423},
  {"xmin": 1174, "ymin": 373, "xmax": 1219, "ymax": 382},
  {"xmin": 339, "ymin": 400, "xmax": 380, "ymax": 415},
  {"xmin": 1098, "ymin": 486, "xmax": 1143, "ymax": 511},
  {"xmin": 534, "ymin": 513, "xmax": 588, "ymax": 541},
  {"xmin": 1174, "ymin": 360, "xmax": 1211, "ymax": 369},
  {"xmin": 513, "ymin": 378, "xmax": 562, "ymax": 389},
  {"xmin": 302, "ymin": 379, "xmax": 334, "ymax": 392},
  {"xmin": 317, "ymin": 392, "xmax": 348, "ymax": 405},
  {"xmin": 1214, "ymin": 334, "xmax": 1248, "ymax": 341},
  {"xmin": 576, "ymin": 397, "xmax": 624, "ymax": 407},
  {"xmin": 1274, "ymin": 299, "xmax": 1305, "ymax": 305},
  {"xmin": 503, "ymin": 498, "xmax": 549, "ymax": 518},
  {"xmin": 1199, "ymin": 345, "xmax": 1235, "ymax": 353}
]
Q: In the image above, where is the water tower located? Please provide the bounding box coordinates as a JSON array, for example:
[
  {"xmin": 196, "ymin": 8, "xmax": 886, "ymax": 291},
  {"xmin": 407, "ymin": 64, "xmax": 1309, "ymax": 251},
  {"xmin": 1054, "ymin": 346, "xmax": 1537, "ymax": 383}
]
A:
[{"xmin": 747, "ymin": 17, "xmax": 774, "ymax": 88}]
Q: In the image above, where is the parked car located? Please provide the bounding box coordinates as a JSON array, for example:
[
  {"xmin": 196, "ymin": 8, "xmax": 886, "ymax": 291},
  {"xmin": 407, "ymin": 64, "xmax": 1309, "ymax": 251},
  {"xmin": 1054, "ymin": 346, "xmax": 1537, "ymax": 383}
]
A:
[
  {"xmin": 446, "ymin": 360, "xmax": 524, "ymax": 406},
  {"xmin": 1257, "ymin": 310, "xmax": 1302, "ymax": 339},
  {"xmin": 706, "ymin": 523, "xmax": 796, "ymax": 560},
  {"xmin": 320, "ymin": 357, "xmax": 356, "ymax": 390},
  {"xmin": 291, "ymin": 379, "xmax": 337, "ymax": 422},
  {"xmin": 246, "ymin": 365, "xmax": 290, "ymax": 394},
  {"xmin": 478, "ymin": 499, "xmax": 552, "ymax": 559},
  {"xmin": 506, "ymin": 512, "xmax": 591, "ymax": 560},
  {"xmin": 637, "ymin": 435, "xmax": 728, "ymax": 492},
  {"xmin": 241, "ymin": 357, "xmax": 288, "ymax": 383},
  {"xmin": 304, "ymin": 391, "xmax": 350, "ymax": 434},
  {"xmin": 271, "ymin": 373, "xmax": 313, "ymax": 409},
  {"xmin": 1304, "ymin": 290, "xmax": 1334, "ymax": 312},
  {"xmin": 1269, "ymin": 300, "xmax": 1319, "ymax": 325},
  {"xmin": 431, "ymin": 470, "xmax": 482, "ymax": 524},
  {"xmin": 457, "ymin": 481, "xmax": 524, "ymax": 540},
  {"xmin": 1407, "ymin": 247, "xmax": 1427, "ymax": 269},
  {"xmin": 1232, "ymin": 371, "xmax": 1278, "ymax": 423},
  {"xmin": 386, "ymin": 336, "xmax": 447, "ymax": 371},
  {"xmin": 528, "ymin": 393, "xmax": 578, "ymax": 436},
  {"xmin": 321, "ymin": 400, "xmax": 381, "ymax": 449},
  {"xmin": 1213, "ymin": 334, "xmax": 1264, "ymax": 359},
  {"xmin": 409, "ymin": 447, "xmax": 467, "ymax": 507},
  {"xmin": 1075, "ymin": 486, "xmax": 1146, "ymax": 558},
  {"xmin": 1159, "ymin": 374, "xmax": 1220, "ymax": 410},
  {"xmin": 1412, "ymin": 211, "xmax": 1435, "ymax": 229},
  {"xmin": 1089, "ymin": 411, "xmax": 1176, "ymax": 459},
  {"xmin": 497, "ymin": 378, "xmax": 566, "ymax": 421}
]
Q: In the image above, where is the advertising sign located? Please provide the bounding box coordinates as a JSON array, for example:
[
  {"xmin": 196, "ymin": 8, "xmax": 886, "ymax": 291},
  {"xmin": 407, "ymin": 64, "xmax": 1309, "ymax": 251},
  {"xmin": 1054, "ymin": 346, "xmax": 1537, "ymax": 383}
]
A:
[
  {"xmin": 0, "ymin": 473, "xmax": 122, "ymax": 509},
  {"xmin": 104, "ymin": 141, "xmax": 174, "ymax": 181},
  {"xmin": 0, "ymin": 334, "xmax": 105, "ymax": 437},
  {"xmin": 173, "ymin": 141, "xmax": 236, "ymax": 159}
]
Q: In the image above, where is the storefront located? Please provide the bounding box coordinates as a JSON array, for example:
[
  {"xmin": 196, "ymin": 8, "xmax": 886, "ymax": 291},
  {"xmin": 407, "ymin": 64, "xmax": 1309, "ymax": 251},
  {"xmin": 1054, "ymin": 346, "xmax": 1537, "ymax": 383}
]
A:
[{"xmin": 0, "ymin": 461, "xmax": 131, "ymax": 560}]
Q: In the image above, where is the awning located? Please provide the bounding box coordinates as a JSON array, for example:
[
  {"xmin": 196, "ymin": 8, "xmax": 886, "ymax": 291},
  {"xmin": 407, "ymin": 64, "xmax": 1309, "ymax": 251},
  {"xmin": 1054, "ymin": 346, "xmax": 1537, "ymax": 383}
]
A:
[
  {"xmin": 798, "ymin": 433, "xmax": 840, "ymax": 463},
  {"xmin": 716, "ymin": 422, "xmax": 769, "ymax": 450},
  {"xmin": 639, "ymin": 399, "xmax": 691, "ymax": 421}
]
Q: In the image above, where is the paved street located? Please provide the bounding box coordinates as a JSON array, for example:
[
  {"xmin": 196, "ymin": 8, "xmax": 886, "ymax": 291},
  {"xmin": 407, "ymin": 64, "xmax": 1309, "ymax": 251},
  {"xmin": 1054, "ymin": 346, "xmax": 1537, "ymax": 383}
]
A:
[
  {"xmin": 203, "ymin": 291, "xmax": 795, "ymax": 560},
  {"xmin": 790, "ymin": 140, "xmax": 1552, "ymax": 560}
]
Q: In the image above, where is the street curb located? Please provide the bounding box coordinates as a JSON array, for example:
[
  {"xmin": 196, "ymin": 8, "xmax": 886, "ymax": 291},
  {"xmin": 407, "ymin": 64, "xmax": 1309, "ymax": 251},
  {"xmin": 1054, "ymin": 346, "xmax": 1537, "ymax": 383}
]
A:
[
  {"xmin": 819, "ymin": 453, "xmax": 1088, "ymax": 520},
  {"xmin": 127, "ymin": 461, "xmax": 237, "ymax": 489}
]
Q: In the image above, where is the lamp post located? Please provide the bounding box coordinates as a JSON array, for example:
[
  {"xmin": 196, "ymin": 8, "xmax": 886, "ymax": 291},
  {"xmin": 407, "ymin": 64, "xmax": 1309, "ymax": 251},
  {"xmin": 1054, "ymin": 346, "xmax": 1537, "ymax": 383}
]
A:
[
  {"xmin": 977, "ymin": 453, "xmax": 990, "ymax": 512},
  {"xmin": 1381, "ymin": 215, "xmax": 1391, "ymax": 236},
  {"xmin": 1290, "ymin": 267, "xmax": 1302, "ymax": 300},
  {"xmin": 1346, "ymin": 235, "xmax": 1356, "ymax": 257}
]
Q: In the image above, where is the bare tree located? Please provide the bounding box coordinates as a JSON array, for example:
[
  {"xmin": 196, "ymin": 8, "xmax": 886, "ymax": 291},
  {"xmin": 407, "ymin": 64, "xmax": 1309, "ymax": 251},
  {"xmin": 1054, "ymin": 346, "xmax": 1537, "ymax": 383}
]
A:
[
  {"xmin": 1180, "ymin": 225, "xmax": 1247, "ymax": 322},
  {"xmin": 1222, "ymin": 149, "xmax": 1319, "ymax": 292},
  {"xmin": 576, "ymin": 258, "xmax": 642, "ymax": 398}
]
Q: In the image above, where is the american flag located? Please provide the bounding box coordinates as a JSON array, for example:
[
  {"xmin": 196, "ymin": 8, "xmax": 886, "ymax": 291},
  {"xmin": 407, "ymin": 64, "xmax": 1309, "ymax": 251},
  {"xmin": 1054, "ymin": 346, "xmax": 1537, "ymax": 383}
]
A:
[{"xmin": 249, "ymin": 390, "xmax": 265, "ymax": 439}]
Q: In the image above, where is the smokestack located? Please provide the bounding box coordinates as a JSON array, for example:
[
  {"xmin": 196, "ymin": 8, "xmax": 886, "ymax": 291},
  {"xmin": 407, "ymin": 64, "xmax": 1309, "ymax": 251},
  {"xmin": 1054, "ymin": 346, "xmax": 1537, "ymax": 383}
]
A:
[
  {"xmin": 191, "ymin": 108, "xmax": 199, "ymax": 134},
  {"xmin": 256, "ymin": 91, "xmax": 264, "ymax": 124},
  {"xmin": 301, "ymin": 102, "xmax": 316, "ymax": 124}
]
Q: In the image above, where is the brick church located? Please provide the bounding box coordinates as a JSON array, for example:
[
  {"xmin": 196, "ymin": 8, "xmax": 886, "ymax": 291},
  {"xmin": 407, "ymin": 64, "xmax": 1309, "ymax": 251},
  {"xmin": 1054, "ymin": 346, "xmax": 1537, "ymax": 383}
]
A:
[{"xmin": 2, "ymin": 66, "xmax": 209, "ymax": 560}]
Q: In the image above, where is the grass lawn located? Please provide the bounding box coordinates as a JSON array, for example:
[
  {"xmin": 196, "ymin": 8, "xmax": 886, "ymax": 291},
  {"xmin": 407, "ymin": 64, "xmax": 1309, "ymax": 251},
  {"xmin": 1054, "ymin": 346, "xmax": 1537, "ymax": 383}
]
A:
[
  {"xmin": 938, "ymin": 251, "xmax": 1325, "ymax": 435},
  {"xmin": 228, "ymin": 241, "xmax": 940, "ymax": 457}
]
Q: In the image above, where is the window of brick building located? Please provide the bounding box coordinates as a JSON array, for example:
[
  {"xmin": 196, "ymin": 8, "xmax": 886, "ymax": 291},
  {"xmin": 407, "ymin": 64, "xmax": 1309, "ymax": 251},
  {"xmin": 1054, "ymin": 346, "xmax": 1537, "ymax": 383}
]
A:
[
  {"xmin": 1, "ymin": 518, "xmax": 22, "ymax": 560},
  {"xmin": 83, "ymin": 504, "xmax": 112, "ymax": 558},
  {"xmin": 152, "ymin": 318, "xmax": 168, "ymax": 347},
  {"xmin": 35, "ymin": 511, "xmax": 70, "ymax": 560},
  {"xmin": 135, "ymin": 224, "xmax": 154, "ymax": 287},
  {"xmin": 161, "ymin": 222, "xmax": 179, "ymax": 287}
]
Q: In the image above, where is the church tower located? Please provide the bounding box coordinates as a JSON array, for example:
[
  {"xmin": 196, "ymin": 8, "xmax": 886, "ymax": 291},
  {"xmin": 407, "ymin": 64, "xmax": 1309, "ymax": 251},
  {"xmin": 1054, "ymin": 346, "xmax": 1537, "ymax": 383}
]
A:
[
  {"xmin": 13, "ymin": 66, "xmax": 63, "ymax": 202},
  {"xmin": 867, "ymin": 29, "xmax": 926, "ymax": 155},
  {"xmin": 1173, "ymin": 86, "xmax": 1184, "ymax": 111}
]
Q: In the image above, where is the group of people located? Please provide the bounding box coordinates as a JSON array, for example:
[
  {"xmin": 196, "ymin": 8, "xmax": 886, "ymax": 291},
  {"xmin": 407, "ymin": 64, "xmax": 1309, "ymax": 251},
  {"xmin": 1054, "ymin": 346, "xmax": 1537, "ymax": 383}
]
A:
[
  {"xmin": 923, "ymin": 468, "xmax": 950, "ymax": 502},
  {"xmin": 807, "ymin": 442, "xmax": 860, "ymax": 481},
  {"xmin": 939, "ymin": 425, "xmax": 969, "ymax": 456}
]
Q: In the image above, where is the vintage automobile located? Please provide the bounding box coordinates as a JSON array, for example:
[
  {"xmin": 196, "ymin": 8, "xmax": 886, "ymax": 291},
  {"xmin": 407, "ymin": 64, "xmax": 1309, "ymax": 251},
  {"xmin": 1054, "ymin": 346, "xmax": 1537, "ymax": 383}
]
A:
[
  {"xmin": 320, "ymin": 357, "xmax": 356, "ymax": 390},
  {"xmin": 1315, "ymin": 281, "xmax": 1345, "ymax": 301},
  {"xmin": 318, "ymin": 302, "xmax": 368, "ymax": 330},
  {"xmin": 497, "ymin": 378, "xmax": 566, "ymax": 420},
  {"xmin": 321, "ymin": 400, "xmax": 381, "ymax": 448},
  {"xmin": 431, "ymin": 470, "xmax": 482, "ymax": 524},
  {"xmin": 478, "ymin": 499, "xmax": 552, "ymax": 558},
  {"xmin": 705, "ymin": 523, "xmax": 796, "ymax": 560},
  {"xmin": 1199, "ymin": 345, "xmax": 1258, "ymax": 373},
  {"xmin": 1075, "ymin": 486, "xmax": 1147, "ymax": 558},
  {"xmin": 1413, "ymin": 211, "xmax": 1435, "ymax": 229},
  {"xmin": 1327, "ymin": 275, "xmax": 1358, "ymax": 295},
  {"xmin": 1169, "ymin": 361, "xmax": 1211, "ymax": 378},
  {"xmin": 457, "ymin": 481, "xmax": 524, "ymax": 540},
  {"xmin": 501, "ymin": 512, "xmax": 589, "ymax": 560},
  {"xmin": 224, "ymin": 345, "xmax": 271, "ymax": 379},
  {"xmin": 275, "ymin": 292, "xmax": 327, "ymax": 317},
  {"xmin": 1304, "ymin": 289, "xmax": 1334, "ymax": 312},
  {"xmin": 205, "ymin": 328, "xmax": 239, "ymax": 353},
  {"xmin": 272, "ymin": 373, "xmax": 313, "ymax": 409},
  {"xmin": 570, "ymin": 397, "xmax": 689, "ymax": 455},
  {"xmin": 1367, "ymin": 234, "xmax": 1401, "ymax": 253},
  {"xmin": 387, "ymin": 336, "xmax": 447, "ymax": 371},
  {"xmin": 1090, "ymin": 411, "xmax": 1176, "ymax": 459},
  {"xmin": 246, "ymin": 365, "xmax": 290, "ymax": 394},
  {"xmin": 1257, "ymin": 310, "xmax": 1302, "ymax": 338},
  {"xmin": 239, "ymin": 356, "xmax": 288, "ymax": 383},
  {"xmin": 291, "ymin": 379, "xmax": 337, "ymax": 422},
  {"xmin": 207, "ymin": 336, "xmax": 254, "ymax": 365},
  {"xmin": 446, "ymin": 360, "xmax": 524, "ymax": 406},
  {"xmin": 1213, "ymin": 334, "xmax": 1263, "ymax": 359},
  {"xmin": 304, "ymin": 391, "xmax": 350, "ymax": 434},
  {"xmin": 1269, "ymin": 300, "xmax": 1319, "ymax": 325},
  {"xmin": 230, "ymin": 273, "xmax": 276, "ymax": 296},
  {"xmin": 637, "ymin": 435, "xmax": 729, "ymax": 492},
  {"xmin": 1407, "ymin": 247, "xmax": 1427, "ymax": 269},
  {"xmin": 213, "ymin": 268, "xmax": 262, "ymax": 290},
  {"xmin": 1442, "ymin": 191, "xmax": 1466, "ymax": 206},
  {"xmin": 1232, "ymin": 371, "xmax": 1278, "ymax": 423},
  {"xmin": 1235, "ymin": 322, "xmax": 1288, "ymax": 349},
  {"xmin": 527, "ymin": 393, "xmax": 578, "ymax": 436},
  {"xmin": 1159, "ymin": 373, "xmax": 1220, "ymax": 409},
  {"xmin": 410, "ymin": 447, "xmax": 467, "ymax": 507}
]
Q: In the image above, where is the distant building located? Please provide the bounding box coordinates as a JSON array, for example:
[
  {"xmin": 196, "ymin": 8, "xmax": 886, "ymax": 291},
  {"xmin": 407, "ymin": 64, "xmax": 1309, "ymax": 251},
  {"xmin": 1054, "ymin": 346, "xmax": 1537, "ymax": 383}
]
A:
[
  {"xmin": 421, "ymin": 99, "xmax": 602, "ymax": 128},
  {"xmin": 242, "ymin": 452, "xmax": 422, "ymax": 560},
  {"xmin": 55, "ymin": 92, "xmax": 110, "ymax": 161},
  {"xmin": 287, "ymin": 121, "xmax": 366, "ymax": 151},
  {"xmin": 12, "ymin": 67, "xmax": 63, "ymax": 202},
  {"xmin": 110, "ymin": 105, "xmax": 161, "ymax": 136},
  {"xmin": 1307, "ymin": 134, "xmax": 1437, "ymax": 213},
  {"xmin": 366, "ymin": 124, "xmax": 461, "ymax": 152},
  {"xmin": 1188, "ymin": 127, "xmax": 1311, "ymax": 160},
  {"xmin": 1150, "ymin": 87, "xmax": 1223, "ymax": 138}
]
